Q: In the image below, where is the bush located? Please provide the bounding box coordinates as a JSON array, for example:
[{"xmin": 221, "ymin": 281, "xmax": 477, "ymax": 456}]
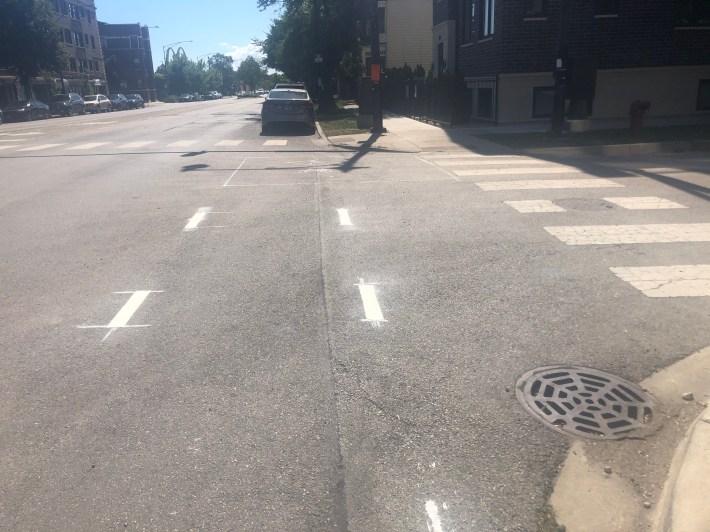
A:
[{"xmin": 164, "ymin": 94, "xmax": 179, "ymax": 103}]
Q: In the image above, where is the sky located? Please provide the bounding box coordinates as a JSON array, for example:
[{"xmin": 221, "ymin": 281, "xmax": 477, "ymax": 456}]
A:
[{"xmin": 94, "ymin": 0, "xmax": 281, "ymax": 70}]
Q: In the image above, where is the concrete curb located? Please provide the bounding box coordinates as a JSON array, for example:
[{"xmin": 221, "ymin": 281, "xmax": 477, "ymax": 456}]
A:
[
  {"xmin": 653, "ymin": 404, "xmax": 710, "ymax": 532},
  {"xmin": 550, "ymin": 345, "xmax": 710, "ymax": 532}
]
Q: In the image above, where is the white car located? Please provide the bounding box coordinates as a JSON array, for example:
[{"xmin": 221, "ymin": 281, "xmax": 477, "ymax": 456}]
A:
[{"xmin": 83, "ymin": 94, "xmax": 111, "ymax": 113}]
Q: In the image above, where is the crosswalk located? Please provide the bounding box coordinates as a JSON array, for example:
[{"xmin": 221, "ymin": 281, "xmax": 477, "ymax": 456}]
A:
[
  {"xmin": 420, "ymin": 152, "xmax": 710, "ymax": 298},
  {"xmin": 0, "ymin": 139, "xmax": 296, "ymax": 153}
]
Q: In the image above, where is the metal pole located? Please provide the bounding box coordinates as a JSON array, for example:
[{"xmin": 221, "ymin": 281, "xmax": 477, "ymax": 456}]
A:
[
  {"xmin": 371, "ymin": 0, "xmax": 383, "ymax": 133},
  {"xmin": 551, "ymin": 0, "xmax": 571, "ymax": 136}
]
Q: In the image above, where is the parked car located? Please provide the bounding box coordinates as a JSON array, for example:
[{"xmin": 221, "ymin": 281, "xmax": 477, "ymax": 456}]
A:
[
  {"xmin": 261, "ymin": 88, "xmax": 316, "ymax": 134},
  {"xmin": 108, "ymin": 94, "xmax": 128, "ymax": 111},
  {"xmin": 83, "ymin": 94, "xmax": 112, "ymax": 113},
  {"xmin": 125, "ymin": 94, "xmax": 145, "ymax": 109},
  {"xmin": 178, "ymin": 93, "xmax": 193, "ymax": 102},
  {"xmin": 0, "ymin": 109, "xmax": 3, "ymax": 125},
  {"xmin": 2, "ymin": 99, "xmax": 51, "ymax": 122},
  {"xmin": 274, "ymin": 82, "xmax": 307, "ymax": 90},
  {"xmin": 237, "ymin": 91, "xmax": 247, "ymax": 98},
  {"xmin": 192, "ymin": 93, "xmax": 203, "ymax": 101},
  {"xmin": 49, "ymin": 93, "xmax": 85, "ymax": 116}
]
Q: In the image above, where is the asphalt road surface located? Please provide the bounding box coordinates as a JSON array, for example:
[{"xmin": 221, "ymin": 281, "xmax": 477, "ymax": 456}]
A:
[{"xmin": 1, "ymin": 98, "xmax": 709, "ymax": 531}]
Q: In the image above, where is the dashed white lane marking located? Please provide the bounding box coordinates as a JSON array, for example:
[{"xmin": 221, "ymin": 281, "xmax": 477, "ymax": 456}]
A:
[
  {"xmin": 356, "ymin": 279, "xmax": 387, "ymax": 325},
  {"xmin": 0, "ymin": 145, "xmax": 20, "ymax": 150},
  {"xmin": 168, "ymin": 140, "xmax": 198, "ymax": 147},
  {"xmin": 183, "ymin": 207, "xmax": 212, "ymax": 231},
  {"xmin": 435, "ymin": 158, "xmax": 549, "ymax": 167},
  {"xmin": 77, "ymin": 290, "xmax": 164, "ymax": 341},
  {"xmin": 264, "ymin": 139, "xmax": 288, "ymax": 146},
  {"xmin": 455, "ymin": 166, "xmax": 581, "ymax": 177},
  {"xmin": 119, "ymin": 141, "xmax": 156, "ymax": 148},
  {"xmin": 0, "ymin": 132, "xmax": 42, "ymax": 136},
  {"xmin": 425, "ymin": 501, "xmax": 445, "ymax": 532},
  {"xmin": 67, "ymin": 142, "xmax": 110, "ymax": 150},
  {"xmin": 478, "ymin": 179, "xmax": 624, "ymax": 191},
  {"xmin": 545, "ymin": 223, "xmax": 710, "ymax": 245},
  {"xmin": 17, "ymin": 143, "xmax": 66, "ymax": 152},
  {"xmin": 603, "ymin": 196, "xmax": 688, "ymax": 210},
  {"xmin": 0, "ymin": 139, "xmax": 28, "ymax": 142},
  {"xmin": 215, "ymin": 140, "xmax": 244, "ymax": 146},
  {"xmin": 610, "ymin": 265, "xmax": 710, "ymax": 297},
  {"xmin": 337, "ymin": 208, "xmax": 353, "ymax": 226},
  {"xmin": 505, "ymin": 200, "xmax": 567, "ymax": 213}
]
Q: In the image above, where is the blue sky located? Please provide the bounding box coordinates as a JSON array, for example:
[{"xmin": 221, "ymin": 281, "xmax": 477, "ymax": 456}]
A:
[{"xmin": 95, "ymin": 0, "xmax": 281, "ymax": 69}]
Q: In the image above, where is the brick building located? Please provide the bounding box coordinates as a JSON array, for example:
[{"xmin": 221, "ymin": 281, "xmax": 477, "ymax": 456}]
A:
[
  {"xmin": 0, "ymin": 0, "xmax": 107, "ymax": 107},
  {"xmin": 433, "ymin": 0, "xmax": 710, "ymax": 123},
  {"xmin": 52, "ymin": 0, "xmax": 107, "ymax": 98},
  {"xmin": 98, "ymin": 23, "xmax": 156, "ymax": 102}
]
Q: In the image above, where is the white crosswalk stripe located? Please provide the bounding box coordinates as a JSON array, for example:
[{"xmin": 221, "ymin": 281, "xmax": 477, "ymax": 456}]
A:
[
  {"xmin": 456, "ymin": 166, "xmax": 581, "ymax": 177},
  {"xmin": 17, "ymin": 144, "xmax": 66, "ymax": 152},
  {"xmin": 215, "ymin": 140, "xmax": 244, "ymax": 146},
  {"xmin": 603, "ymin": 196, "xmax": 688, "ymax": 210},
  {"xmin": 477, "ymin": 178, "xmax": 624, "ymax": 191},
  {"xmin": 264, "ymin": 140, "xmax": 288, "ymax": 146},
  {"xmin": 610, "ymin": 265, "xmax": 710, "ymax": 297},
  {"xmin": 119, "ymin": 141, "xmax": 156, "ymax": 148},
  {"xmin": 435, "ymin": 158, "xmax": 549, "ymax": 167},
  {"xmin": 545, "ymin": 223, "xmax": 710, "ymax": 245},
  {"xmin": 0, "ymin": 145, "xmax": 21, "ymax": 150},
  {"xmin": 67, "ymin": 142, "xmax": 110, "ymax": 150},
  {"xmin": 167, "ymin": 140, "xmax": 198, "ymax": 147}
]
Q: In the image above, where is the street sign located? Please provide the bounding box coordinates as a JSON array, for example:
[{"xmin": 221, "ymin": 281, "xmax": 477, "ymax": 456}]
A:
[{"xmin": 371, "ymin": 64, "xmax": 381, "ymax": 82}]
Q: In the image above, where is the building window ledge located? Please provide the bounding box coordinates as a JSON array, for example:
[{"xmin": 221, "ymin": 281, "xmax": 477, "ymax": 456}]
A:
[
  {"xmin": 594, "ymin": 14, "xmax": 619, "ymax": 19},
  {"xmin": 461, "ymin": 42, "xmax": 476, "ymax": 48},
  {"xmin": 674, "ymin": 26, "xmax": 710, "ymax": 30},
  {"xmin": 523, "ymin": 17, "xmax": 548, "ymax": 21},
  {"xmin": 477, "ymin": 37, "xmax": 494, "ymax": 43}
]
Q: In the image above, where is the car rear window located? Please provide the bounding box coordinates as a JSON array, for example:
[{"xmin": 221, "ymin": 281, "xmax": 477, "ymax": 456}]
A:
[
  {"xmin": 268, "ymin": 90, "xmax": 309, "ymax": 100},
  {"xmin": 84, "ymin": 96, "xmax": 97, "ymax": 101}
]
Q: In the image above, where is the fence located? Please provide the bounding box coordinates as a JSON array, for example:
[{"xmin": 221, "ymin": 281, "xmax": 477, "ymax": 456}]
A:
[{"xmin": 381, "ymin": 77, "xmax": 472, "ymax": 126}]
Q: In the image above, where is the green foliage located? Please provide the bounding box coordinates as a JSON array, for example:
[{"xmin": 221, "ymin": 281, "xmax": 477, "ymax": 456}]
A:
[
  {"xmin": 255, "ymin": 0, "xmax": 362, "ymax": 105},
  {"xmin": 235, "ymin": 55, "xmax": 266, "ymax": 91},
  {"xmin": 158, "ymin": 54, "xmax": 229, "ymax": 94},
  {"xmin": 0, "ymin": 0, "xmax": 65, "ymax": 94}
]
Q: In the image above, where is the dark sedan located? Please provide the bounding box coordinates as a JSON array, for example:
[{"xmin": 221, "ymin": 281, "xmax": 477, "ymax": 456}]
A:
[
  {"xmin": 261, "ymin": 88, "xmax": 316, "ymax": 134},
  {"xmin": 2, "ymin": 100, "xmax": 51, "ymax": 122},
  {"xmin": 108, "ymin": 94, "xmax": 128, "ymax": 111},
  {"xmin": 49, "ymin": 93, "xmax": 85, "ymax": 116},
  {"xmin": 125, "ymin": 94, "xmax": 145, "ymax": 109}
]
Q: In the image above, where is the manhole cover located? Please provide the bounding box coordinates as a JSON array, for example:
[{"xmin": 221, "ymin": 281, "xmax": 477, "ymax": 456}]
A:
[{"xmin": 516, "ymin": 365, "xmax": 657, "ymax": 440}]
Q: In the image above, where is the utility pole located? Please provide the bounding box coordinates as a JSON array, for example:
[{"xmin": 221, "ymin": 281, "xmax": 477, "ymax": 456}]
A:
[
  {"xmin": 551, "ymin": 0, "xmax": 571, "ymax": 136},
  {"xmin": 370, "ymin": 0, "xmax": 383, "ymax": 133}
]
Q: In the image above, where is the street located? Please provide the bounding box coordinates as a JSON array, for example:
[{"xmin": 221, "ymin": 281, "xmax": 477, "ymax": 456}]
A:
[{"xmin": 1, "ymin": 98, "xmax": 709, "ymax": 531}]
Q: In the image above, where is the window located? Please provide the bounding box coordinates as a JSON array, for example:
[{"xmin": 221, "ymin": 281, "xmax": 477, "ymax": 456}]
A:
[
  {"xmin": 130, "ymin": 36, "xmax": 140, "ymax": 49},
  {"xmin": 64, "ymin": 29, "xmax": 72, "ymax": 44},
  {"xmin": 90, "ymin": 35, "xmax": 96, "ymax": 49},
  {"xmin": 698, "ymin": 80, "xmax": 710, "ymax": 110},
  {"xmin": 85, "ymin": 34, "xmax": 89, "ymax": 47},
  {"xmin": 524, "ymin": 0, "xmax": 545, "ymax": 16},
  {"xmin": 532, "ymin": 86, "xmax": 555, "ymax": 118},
  {"xmin": 87, "ymin": 10, "xmax": 93, "ymax": 23},
  {"xmin": 94, "ymin": 60, "xmax": 100, "ymax": 72},
  {"xmin": 78, "ymin": 60, "xmax": 84, "ymax": 74},
  {"xmin": 69, "ymin": 3, "xmax": 79, "ymax": 20},
  {"xmin": 480, "ymin": 0, "xmax": 496, "ymax": 37},
  {"xmin": 464, "ymin": 0, "xmax": 476, "ymax": 41},
  {"xmin": 595, "ymin": 0, "xmax": 619, "ymax": 16},
  {"xmin": 676, "ymin": 0, "xmax": 710, "ymax": 27},
  {"xmin": 60, "ymin": 0, "xmax": 68, "ymax": 15},
  {"xmin": 69, "ymin": 58, "xmax": 77, "ymax": 72},
  {"xmin": 59, "ymin": 28, "xmax": 64, "ymax": 42},
  {"xmin": 73, "ymin": 32, "xmax": 83, "ymax": 47}
]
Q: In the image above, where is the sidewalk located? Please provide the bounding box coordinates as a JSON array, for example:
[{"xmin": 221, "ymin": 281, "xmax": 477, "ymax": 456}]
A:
[{"xmin": 323, "ymin": 112, "xmax": 710, "ymax": 157}]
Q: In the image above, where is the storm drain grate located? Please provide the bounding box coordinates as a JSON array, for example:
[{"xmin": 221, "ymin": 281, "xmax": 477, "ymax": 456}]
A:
[{"xmin": 516, "ymin": 365, "xmax": 657, "ymax": 440}]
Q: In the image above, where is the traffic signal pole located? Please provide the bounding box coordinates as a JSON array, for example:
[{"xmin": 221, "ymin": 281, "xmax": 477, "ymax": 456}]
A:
[{"xmin": 551, "ymin": 0, "xmax": 571, "ymax": 136}]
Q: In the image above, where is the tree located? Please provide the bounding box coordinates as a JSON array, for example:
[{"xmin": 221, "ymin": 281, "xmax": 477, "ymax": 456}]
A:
[
  {"xmin": 255, "ymin": 0, "xmax": 362, "ymax": 108},
  {"xmin": 208, "ymin": 53, "xmax": 235, "ymax": 94},
  {"xmin": 235, "ymin": 56, "xmax": 266, "ymax": 91},
  {"xmin": 0, "ymin": 0, "xmax": 65, "ymax": 96}
]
